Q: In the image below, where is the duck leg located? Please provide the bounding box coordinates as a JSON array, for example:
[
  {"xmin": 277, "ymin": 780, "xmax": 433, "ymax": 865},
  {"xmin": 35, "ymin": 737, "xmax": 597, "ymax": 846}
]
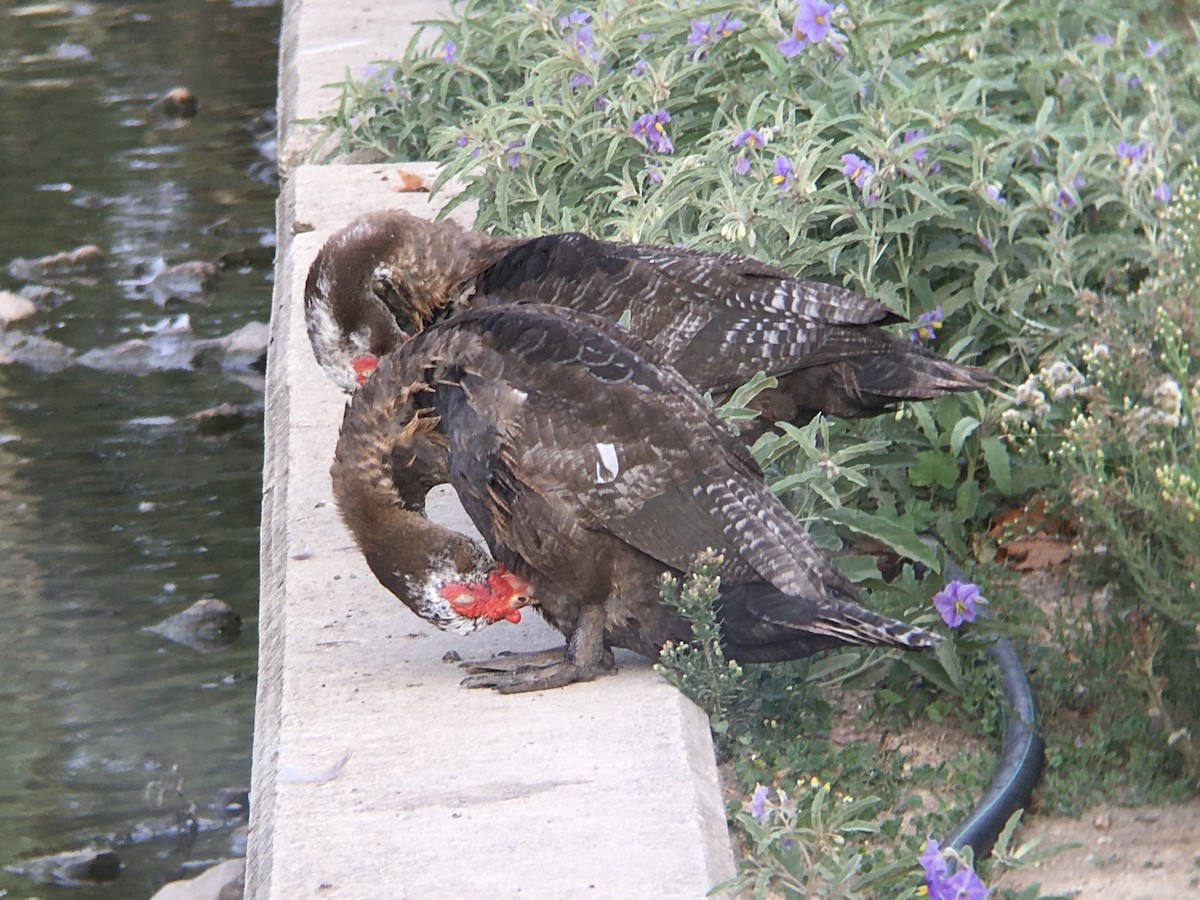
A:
[
  {"xmin": 459, "ymin": 645, "xmax": 615, "ymax": 674},
  {"xmin": 460, "ymin": 604, "xmax": 616, "ymax": 693}
]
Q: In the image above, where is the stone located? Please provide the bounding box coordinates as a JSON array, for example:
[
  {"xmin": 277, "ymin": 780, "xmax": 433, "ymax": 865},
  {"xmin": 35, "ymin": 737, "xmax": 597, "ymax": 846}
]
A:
[
  {"xmin": 145, "ymin": 599, "xmax": 242, "ymax": 653},
  {"xmin": 3, "ymin": 847, "xmax": 122, "ymax": 887},
  {"xmin": 0, "ymin": 290, "xmax": 38, "ymax": 325},
  {"xmin": 7, "ymin": 244, "xmax": 105, "ymax": 281},
  {"xmin": 150, "ymin": 858, "xmax": 245, "ymax": 900}
]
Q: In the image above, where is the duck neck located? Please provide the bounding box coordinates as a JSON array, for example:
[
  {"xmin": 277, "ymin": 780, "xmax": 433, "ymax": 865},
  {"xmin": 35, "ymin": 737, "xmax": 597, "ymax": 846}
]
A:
[{"xmin": 331, "ymin": 379, "xmax": 487, "ymax": 622}]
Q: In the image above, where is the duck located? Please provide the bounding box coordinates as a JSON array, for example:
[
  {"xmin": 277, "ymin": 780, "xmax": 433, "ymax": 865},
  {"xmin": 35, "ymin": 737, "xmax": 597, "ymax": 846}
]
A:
[
  {"xmin": 330, "ymin": 303, "xmax": 939, "ymax": 693},
  {"xmin": 306, "ymin": 209, "xmax": 990, "ymax": 438}
]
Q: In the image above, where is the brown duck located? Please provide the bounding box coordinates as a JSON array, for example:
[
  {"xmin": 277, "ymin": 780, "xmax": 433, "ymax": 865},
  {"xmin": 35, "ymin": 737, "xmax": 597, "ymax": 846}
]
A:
[
  {"xmin": 331, "ymin": 303, "xmax": 938, "ymax": 693},
  {"xmin": 306, "ymin": 209, "xmax": 990, "ymax": 438}
]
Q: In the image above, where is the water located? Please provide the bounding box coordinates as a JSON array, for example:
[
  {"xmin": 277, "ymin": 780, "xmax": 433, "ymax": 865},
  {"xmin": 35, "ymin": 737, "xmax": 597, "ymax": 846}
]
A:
[{"xmin": 0, "ymin": 1, "xmax": 279, "ymax": 895}]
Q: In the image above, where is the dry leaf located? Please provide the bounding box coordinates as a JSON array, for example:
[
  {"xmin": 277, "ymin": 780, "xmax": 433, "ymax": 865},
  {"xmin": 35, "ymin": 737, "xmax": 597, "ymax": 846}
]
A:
[
  {"xmin": 392, "ymin": 169, "xmax": 430, "ymax": 192},
  {"xmin": 996, "ymin": 535, "xmax": 1074, "ymax": 571}
]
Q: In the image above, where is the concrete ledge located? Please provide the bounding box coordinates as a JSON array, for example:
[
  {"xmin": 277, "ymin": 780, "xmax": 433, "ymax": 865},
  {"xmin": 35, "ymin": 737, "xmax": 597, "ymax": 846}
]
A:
[{"xmin": 250, "ymin": 1, "xmax": 737, "ymax": 896}]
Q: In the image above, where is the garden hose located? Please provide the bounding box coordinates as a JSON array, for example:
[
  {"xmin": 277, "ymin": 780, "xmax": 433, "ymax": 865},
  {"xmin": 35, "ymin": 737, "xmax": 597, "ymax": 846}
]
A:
[{"xmin": 940, "ymin": 555, "xmax": 1045, "ymax": 860}]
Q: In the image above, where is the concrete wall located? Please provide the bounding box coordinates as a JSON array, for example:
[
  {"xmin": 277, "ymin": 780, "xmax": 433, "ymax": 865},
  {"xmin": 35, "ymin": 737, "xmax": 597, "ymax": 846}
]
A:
[{"xmin": 248, "ymin": 3, "xmax": 738, "ymax": 897}]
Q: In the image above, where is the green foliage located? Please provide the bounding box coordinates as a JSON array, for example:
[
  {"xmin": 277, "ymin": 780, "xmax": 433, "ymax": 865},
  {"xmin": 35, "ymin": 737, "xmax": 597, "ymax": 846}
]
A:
[{"xmin": 656, "ymin": 551, "xmax": 756, "ymax": 744}]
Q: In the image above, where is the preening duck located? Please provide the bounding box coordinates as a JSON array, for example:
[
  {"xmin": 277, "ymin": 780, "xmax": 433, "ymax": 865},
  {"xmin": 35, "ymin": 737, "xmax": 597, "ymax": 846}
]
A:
[
  {"xmin": 306, "ymin": 209, "xmax": 990, "ymax": 437},
  {"xmin": 330, "ymin": 304, "xmax": 938, "ymax": 692}
]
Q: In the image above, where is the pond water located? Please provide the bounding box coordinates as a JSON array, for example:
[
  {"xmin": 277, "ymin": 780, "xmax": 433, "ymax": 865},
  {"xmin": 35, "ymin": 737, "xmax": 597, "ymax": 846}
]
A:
[{"xmin": 0, "ymin": 1, "xmax": 279, "ymax": 895}]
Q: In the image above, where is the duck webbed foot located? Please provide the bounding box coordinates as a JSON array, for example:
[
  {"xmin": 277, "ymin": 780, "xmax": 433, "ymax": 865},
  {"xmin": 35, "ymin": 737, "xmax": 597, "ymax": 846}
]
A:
[{"xmin": 459, "ymin": 605, "xmax": 614, "ymax": 693}]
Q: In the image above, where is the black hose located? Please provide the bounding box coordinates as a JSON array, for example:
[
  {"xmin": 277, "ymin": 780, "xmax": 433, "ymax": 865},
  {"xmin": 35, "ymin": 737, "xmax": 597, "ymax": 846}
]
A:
[{"xmin": 939, "ymin": 556, "xmax": 1045, "ymax": 859}]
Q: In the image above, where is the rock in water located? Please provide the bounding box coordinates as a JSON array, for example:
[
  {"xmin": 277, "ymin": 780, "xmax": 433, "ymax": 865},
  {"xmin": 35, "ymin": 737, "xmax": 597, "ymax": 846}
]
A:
[
  {"xmin": 7, "ymin": 244, "xmax": 105, "ymax": 281},
  {"xmin": 3, "ymin": 847, "xmax": 122, "ymax": 887},
  {"xmin": 150, "ymin": 858, "xmax": 245, "ymax": 900},
  {"xmin": 145, "ymin": 599, "xmax": 242, "ymax": 653},
  {"xmin": 0, "ymin": 290, "xmax": 38, "ymax": 326}
]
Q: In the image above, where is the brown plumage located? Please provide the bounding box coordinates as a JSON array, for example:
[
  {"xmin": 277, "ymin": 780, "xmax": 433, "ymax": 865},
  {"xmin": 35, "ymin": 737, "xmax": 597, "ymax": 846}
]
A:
[
  {"xmin": 306, "ymin": 209, "xmax": 991, "ymax": 438},
  {"xmin": 331, "ymin": 304, "xmax": 938, "ymax": 693}
]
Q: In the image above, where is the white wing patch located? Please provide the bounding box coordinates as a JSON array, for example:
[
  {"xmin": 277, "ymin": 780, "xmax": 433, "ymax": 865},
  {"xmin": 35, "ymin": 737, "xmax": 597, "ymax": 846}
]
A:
[{"xmin": 594, "ymin": 441, "xmax": 620, "ymax": 484}]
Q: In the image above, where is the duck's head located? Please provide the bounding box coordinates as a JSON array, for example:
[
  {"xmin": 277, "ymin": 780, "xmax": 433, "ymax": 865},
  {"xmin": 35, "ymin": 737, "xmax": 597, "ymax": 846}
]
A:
[
  {"xmin": 304, "ymin": 209, "xmax": 510, "ymax": 391},
  {"xmin": 413, "ymin": 557, "xmax": 534, "ymax": 635}
]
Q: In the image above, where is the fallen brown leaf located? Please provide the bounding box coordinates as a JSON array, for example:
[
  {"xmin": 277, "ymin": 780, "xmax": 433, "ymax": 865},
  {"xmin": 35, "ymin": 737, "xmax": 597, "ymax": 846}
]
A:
[{"xmin": 392, "ymin": 169, "xmax": 430, "ymax": 192}]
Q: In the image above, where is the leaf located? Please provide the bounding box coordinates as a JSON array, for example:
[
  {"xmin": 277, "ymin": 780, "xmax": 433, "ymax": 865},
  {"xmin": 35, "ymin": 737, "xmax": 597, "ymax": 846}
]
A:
[
  {"xmin": 822, "ymin": 507, "xmax": 941, "ymax": 571},
  {"xmin": 948, "ymin": 416, "xmax": 981, "ymax": 456},
  {"xmin": 997, "ymin": 535, "xmax": 1074, "ymax": 570},
  {"xmin": 910, "ymin": 450, "xmax": 960, "ymax": 489},
  {"xmin": 981, "ymin": 436, "xmax": 1012, "ymax": 495}
]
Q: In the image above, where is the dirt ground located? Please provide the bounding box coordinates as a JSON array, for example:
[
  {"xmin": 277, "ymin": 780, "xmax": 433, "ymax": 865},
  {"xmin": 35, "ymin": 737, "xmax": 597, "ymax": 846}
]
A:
[{"xmin": 997, "ymin": 798, "xmax": 1200, "ymax": 898}]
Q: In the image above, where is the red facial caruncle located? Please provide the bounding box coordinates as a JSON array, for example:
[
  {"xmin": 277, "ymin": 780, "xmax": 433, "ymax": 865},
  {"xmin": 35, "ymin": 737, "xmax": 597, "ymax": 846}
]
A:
[
  {"xmin": 439, "ymin": 563, "xmax": 533, "ymax": 624},
  {"xmin": 352, "ymin": 354, "xmax": 379, "ymax": 384}
]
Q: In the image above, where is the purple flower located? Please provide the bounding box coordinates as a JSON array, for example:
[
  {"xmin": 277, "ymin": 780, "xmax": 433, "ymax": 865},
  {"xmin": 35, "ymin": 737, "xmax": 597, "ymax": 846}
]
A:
[
  {"xmin": 1092, "ymin": 33, "xmax": 1114, "ymax": 45},
  {"xmin": 933, "ymin": 580, "xmax": 985, "ymax": 628},
  {"xmin": 771, "ymin": 155, "xmax": 794, "ymax": 189},
  {"xmin": 904, "ymin": 129, "xmax": 927, "ymax": 165},
  {"xmin": 1145, "ymin": 38, "xmax": 1167, "ymax": 57},
  {"xmin": 560, "ymin": 10, "xmax": 599, "ymax": 59},
  {"xmin": 777, "ymin": 0, "xmax": 842, "ymax": 57},
  {"xmin": 647, "ymin": 162, "xmax": 664, "ymax": 184},
  {"xmin": 569, "ymin": 71, "xmax": 593, "ymax": 90},
  {"xmin": 688, "ymin": 18, "xmax": 713, "ymax": 46},
  {"xmin": 361, "ymin": 63, "xmax": 396, "ymax": 92},
  {"xmin": 439, "ymin": 40, "xmax": 457, "ymax": 63},
  {"xmin": 841, "ymin": 152, "xmax": 873, "ymax": 190},
  {"xmin": 504, "ymin": 138, "xmax": 526, "ymax": 168},
  {"xmin": 632, "ymin": 58, "xmax": 650, "ymax": 76},
  {"xmin": 1154, "ymin": 181, "xmax": 1172, "ymax": 202},
  {"xmin": 909, "ymin": 305, "xmax": 943, "ymax": 344},
  {"xmin": 713, "ymin": 14, "xmax": 743, "ymax": 39},
  {"xmin": 750, "ymin": 785, "xmax": 770, "ymax": 822},
  {"xmin": 631, "ymin": 109, "xmax": 674, "ymax": 154},
  {"xmin": 733, "ymin": 128, "xmax": 766, "ymax": 150},
  {"xmin": 979, "ymin": 233, "xmax": 996, "ymax": 251},
  {"xmin": 733, "ymin": 154, "xmax": 751, "ymax": 176},
  {"xmin": 1116, "ymin": 140, "xmax": 1149, "ymax": 170},
  {"xmin": 920, "ymin": 839, "xmax": 990, "ymax": 900},
  {"xmin": 984, "ymin": 184, "xmax": 1005, "ymax": 204},
  {"xmin": 1055, "ymin": 188, "xmax": 1076, "ymax": 209}
]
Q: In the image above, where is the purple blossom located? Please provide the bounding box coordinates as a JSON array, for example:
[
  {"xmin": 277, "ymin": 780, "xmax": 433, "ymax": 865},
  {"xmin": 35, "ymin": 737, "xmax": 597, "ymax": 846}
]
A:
[
  {"xmin": 1092, "ymin": 33, "xmax": 1114, "ymax": 45},
  {"xmin": 979, "ymin": 233, "xmax": 996, "ymax": 251},
  {"xmin": 733, "ymin": 128, "xmax": 766, "ymax": 150},
  {"xmin": 361, "ymin": 63, "xmax": 396, "ymax": 92},
  {"xmin": 750, "ymin": 785, "xmax": 770, "ymax": 822},
  {"xmin": 933, "ymin": 580, "xmax": 985, "ymax": 628},
  {"xmin": 569, "ymin": 71, "xmax": 593, "ymax": 90},
  {"xmin": 504, "ymin": 138, "xmax": 526, "ymax": 168},
  {"xmin": 688, "ymin": 18, "xmax": 713, "ymax": 46},
  {"xmin": 771, "ymin": 155, "xmax": 794, "ymax": 189},
  {"xmin": 909, "ymin": 305, "xmax": 943, "ymax": 344},
  {"xmin": 984, "ymin": 184, "xmax": 1005, "ymax": 204},
  {"xmin": 1055, "ymin": 187, "xmax": 1076, "ymax": 209},
  {"xmin": 632, "ymin": 58, "xmax": 650, "ymax": 76},
  {"xmin": 439, "ymin": 40, "xmax": 457, "ymax": 63},
  {"xmin": 733, "ymin": 154, "xmax": 751, "ymax": 176},
  {"xmin": 777, "ymin": 0, "xmax": 843, "ymax": 57},
  {"xmin": 841, "ymin": 152, "xmax": 874, "ymax": 192},
  {"xmin": 631, "ymin": 109, "xmax": 674, "ymax": 154},
  {"xmin": 920, "ymin": 839, "xmax": 990, "ymax": 900},
  {"xmin": 1116, "ymin": 140, "xmax": 1149, "ymax": 170},
  {"xmin": 900, "ymin": 129, "xmax": 940, "ymax": 177},
  {"xmin": 560, "ymin": 10, "xmax": 599, "ymax": 59},
  {"xmin": 1144, "ymin": 38, "xmax": 1167, "ymax": 57},
  {"xmin": 1154, "ymin": 181, "xmax": 1172, "ymax": 202},
  {"xmin": 647, "ymin": 162, "xmax": 664, "ymax": 184}
]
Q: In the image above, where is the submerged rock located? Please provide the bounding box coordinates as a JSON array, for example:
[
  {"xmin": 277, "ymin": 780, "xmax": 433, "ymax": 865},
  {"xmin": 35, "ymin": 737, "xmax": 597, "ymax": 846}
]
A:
[
  {"xmin": 194, "ymin": 321, "xmax": 268, "ymax": 371},
  {"xmin": 3, "ymin": 847, "xmax": 122, "ymax": 887},
  {"xmin": 7, "ymin": 243, "xmax": 105, "ymax": 281},
  {"xmin": 189, "ymin": 402, "xmax": 261, "ymax": 437},
  {"xmin": 125, "ymin": 258, "xmax": 217, "ymax": 304},
  {"xmin": 0, "ymin": 329, "xmax": 75, "ymax": 372},
  {"xmin": 0, "ymin": 290, "xmax": 38, "ymax": 325},
  {"xmin": 145, "ymin": 599, "xmax": 242, "ymax": 653},
  {"xmin": 149, "ymin": 858, "xmax": 244, "ymax": 900},
  {"xmin": 159, "ymin": 86, "xmax": 198, "ymax": 119}
]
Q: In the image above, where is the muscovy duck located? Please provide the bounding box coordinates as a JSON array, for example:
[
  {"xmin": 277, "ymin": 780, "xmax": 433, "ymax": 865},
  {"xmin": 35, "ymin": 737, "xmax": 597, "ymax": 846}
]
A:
[{"xmin": 330, "ymin": 303, "xmax": 938, "ymax": 692}]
